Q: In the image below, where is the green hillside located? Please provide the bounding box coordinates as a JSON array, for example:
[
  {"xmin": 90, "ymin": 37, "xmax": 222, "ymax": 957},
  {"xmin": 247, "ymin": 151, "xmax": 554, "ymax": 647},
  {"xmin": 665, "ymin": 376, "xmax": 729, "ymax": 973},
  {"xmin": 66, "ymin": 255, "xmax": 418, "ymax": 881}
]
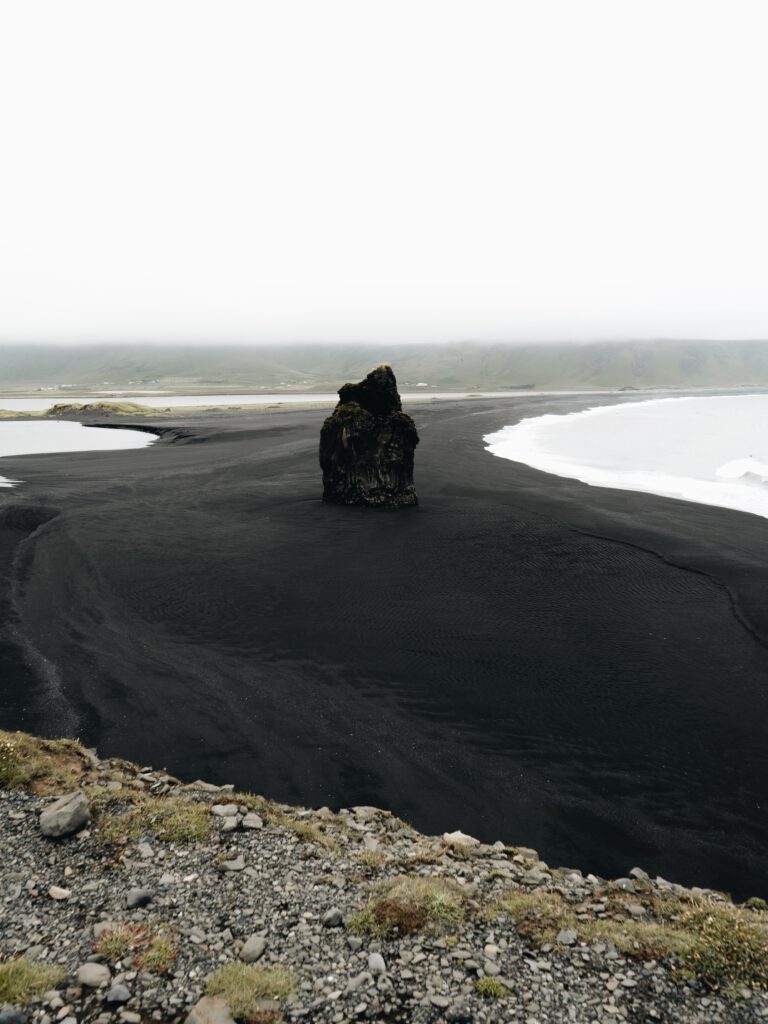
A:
[{"xmin": 2, "ymin": 341, "xmax": 768, "ymax": 392}]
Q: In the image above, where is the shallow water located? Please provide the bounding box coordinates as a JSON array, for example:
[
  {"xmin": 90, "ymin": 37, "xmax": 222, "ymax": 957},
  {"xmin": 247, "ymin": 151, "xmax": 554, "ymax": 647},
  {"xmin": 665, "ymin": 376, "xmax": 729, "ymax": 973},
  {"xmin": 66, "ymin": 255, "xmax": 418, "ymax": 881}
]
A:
[
  {"xmin": 0, "ymin": 420, "xmax": 154, "ymax": 487},
  {"xmin": 485, "ymin": 394, "xmax": 768, "ymax": 519}
]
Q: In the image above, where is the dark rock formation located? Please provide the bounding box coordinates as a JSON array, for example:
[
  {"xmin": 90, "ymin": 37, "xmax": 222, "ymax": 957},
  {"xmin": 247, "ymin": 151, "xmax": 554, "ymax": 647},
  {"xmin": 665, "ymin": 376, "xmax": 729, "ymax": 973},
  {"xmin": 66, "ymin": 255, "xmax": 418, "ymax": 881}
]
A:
[{"xmin": 319, "ymin": 365, "xmax": 419, "ymax": 507}]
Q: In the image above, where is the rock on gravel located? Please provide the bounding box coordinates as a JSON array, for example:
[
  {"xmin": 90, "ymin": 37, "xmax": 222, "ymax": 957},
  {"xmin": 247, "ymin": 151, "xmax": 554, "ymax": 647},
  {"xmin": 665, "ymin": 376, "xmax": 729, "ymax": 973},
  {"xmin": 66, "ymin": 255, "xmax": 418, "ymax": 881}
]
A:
[
  {"xmin": 239, "ymin": 934, "xmax": 267, "ymax": 962},
  {"xmin": 185, "ymin": 996, "xmax": 236, "ymax": 1024},
  {"xmin": 126, "ymin": 887, "xmax": 153, "ymax": 908},
  {"xmin": 322, "ymin": 907, "xmax": 343, "ymax": 927},
  {"xmin": 39, "ymin": 791, "xmax": 90, "ymax": 838},
  {"xmin": 105, "ymin": 984, "xmax": 131, "ymax": 1004},
  {"xmin": 76, "ymin": 962, "xmax": 111, "ymax": 987}
]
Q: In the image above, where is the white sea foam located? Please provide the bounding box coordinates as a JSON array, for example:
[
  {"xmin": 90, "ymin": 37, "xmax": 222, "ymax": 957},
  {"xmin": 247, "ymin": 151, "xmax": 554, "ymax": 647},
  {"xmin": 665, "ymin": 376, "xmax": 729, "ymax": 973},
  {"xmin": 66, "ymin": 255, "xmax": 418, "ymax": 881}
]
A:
[
  {"xmin": 0, "ymin": 421, "xmax": 154, "ymax": 489},
  {"xmin": 484, "ymin": 394, "xmax": 768, "ymax": 520}
]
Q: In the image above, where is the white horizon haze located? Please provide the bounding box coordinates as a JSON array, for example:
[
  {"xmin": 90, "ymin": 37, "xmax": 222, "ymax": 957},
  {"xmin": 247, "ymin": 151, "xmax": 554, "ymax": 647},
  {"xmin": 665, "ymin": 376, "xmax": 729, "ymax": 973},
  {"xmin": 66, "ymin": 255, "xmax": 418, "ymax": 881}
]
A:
[{"xmin": 2, "ymin": 0, "xmax": 768, "ymax": 346}]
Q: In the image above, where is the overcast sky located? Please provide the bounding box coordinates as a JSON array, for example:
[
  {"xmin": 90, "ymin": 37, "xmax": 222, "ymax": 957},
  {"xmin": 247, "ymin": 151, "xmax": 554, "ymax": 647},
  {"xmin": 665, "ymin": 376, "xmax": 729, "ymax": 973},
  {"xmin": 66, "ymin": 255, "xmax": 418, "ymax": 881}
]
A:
[{"xmin": 2, "ymin": 0, "xmax": 767, "ymax": 345}]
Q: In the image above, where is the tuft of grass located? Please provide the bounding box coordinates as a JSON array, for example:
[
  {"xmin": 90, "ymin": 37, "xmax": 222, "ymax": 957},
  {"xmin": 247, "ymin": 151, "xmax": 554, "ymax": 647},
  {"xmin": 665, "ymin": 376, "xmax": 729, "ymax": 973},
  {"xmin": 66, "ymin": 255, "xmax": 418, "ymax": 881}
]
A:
[
  {"xmin": 745, "ymin": 897, "xmax": 768, "ymax": 913},
  {"xmin": 485, "ymin": 887, "xmax": 768, "ymax": 991},
  {"xmin": 94, "ymin": 923, "xmax": 177, "ymax": 974},
  {"xmin": 0, "ymin": 730, "xmax": 88, "ymax": 793},
  {"xmin": 135, "ymin": 930, "xmax": 178, "ymax": 974},
  {"xmin": 0, "ymin": 957, "xmax": 66, "ymax": 1004},
  {"xmin": 206, "ymin": 964, "xmax": 295, "ymax": 1017},
  {"xmin": 95, "ymin": 923, "xmax": 149, "ymax": 961},
  {"xmin": 475, "ymin": 977, "xmax": 510, "ymax": 998},
  {"xmin": 94, "ymin": 793, "xmax": 210, "ymax": 845},
  {"xmin": 349, "ymin": 875, "xmax": 466, "ymax": 938},
  {"xmin": 355, "ymin": 851, "xmax": 386, "ymax": 874}
]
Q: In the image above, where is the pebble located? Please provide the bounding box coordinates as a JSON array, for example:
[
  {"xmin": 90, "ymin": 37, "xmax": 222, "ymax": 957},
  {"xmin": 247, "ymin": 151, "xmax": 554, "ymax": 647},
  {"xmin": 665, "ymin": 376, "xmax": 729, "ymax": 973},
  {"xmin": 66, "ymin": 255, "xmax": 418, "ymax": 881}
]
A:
[{"xmin": 48, "ymin": 886, "xmax": 71, "ymax": 901}]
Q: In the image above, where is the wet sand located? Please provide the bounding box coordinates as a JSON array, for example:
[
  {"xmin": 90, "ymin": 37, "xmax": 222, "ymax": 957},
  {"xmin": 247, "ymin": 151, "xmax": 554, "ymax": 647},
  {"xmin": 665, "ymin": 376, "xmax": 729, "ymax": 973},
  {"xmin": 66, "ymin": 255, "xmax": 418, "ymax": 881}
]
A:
[{"xmin": 2, "ymin": 393, "xmax": 768, "ymax": 898}]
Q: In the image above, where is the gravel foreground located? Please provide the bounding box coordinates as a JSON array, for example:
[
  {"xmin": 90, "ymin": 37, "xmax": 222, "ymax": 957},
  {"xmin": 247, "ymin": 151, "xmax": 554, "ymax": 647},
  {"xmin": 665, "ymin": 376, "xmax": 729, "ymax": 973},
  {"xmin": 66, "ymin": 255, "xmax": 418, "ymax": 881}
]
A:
[{"xmin": 2, "ymin": 737, "xmax": 768, "ymax": 1024}]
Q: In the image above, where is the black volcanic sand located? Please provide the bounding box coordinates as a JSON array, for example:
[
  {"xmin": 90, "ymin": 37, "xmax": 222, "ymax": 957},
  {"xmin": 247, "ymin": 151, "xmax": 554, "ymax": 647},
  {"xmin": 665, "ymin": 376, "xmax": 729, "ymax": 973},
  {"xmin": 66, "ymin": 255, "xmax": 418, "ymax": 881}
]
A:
[{"xmin": 2, "ymin": 394, "xmax": 768, "ymax": 899}]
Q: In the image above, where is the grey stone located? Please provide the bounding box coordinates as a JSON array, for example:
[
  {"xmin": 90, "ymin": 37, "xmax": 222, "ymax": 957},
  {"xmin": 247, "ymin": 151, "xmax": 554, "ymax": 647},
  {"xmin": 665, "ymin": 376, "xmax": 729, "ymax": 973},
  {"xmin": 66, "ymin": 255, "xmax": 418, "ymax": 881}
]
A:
[
  {"xmin": 363, "ymin": 835, "xmax": 380, "ymax": 853},
  {"xmin": 126, "ymin": 887, "xmax": 153, "ymax": 908},
  {"xmin": 211, "ymin": 804, "xmax": 238, "ymax": 817},
  {"xmin": 76, "ymin": 962, "xmax": 111, "ymax": 987},
  {"xmin": 93, "ymin": 921, "xmax": 117, "ymax": 938},
  {"xmin": 0, "ymin": 1010, "xmax": 28, "ymax": 1024},
  {"xmin": 39, "ymin": 792, "xmax": 90, "ymax": 838},
  {"xmin": 614, "ymin": 878, "xmax": 636, "ymax": 893},
  {"xmin": 240, "ymin": 935, "xmax": 267, "ymax": 963},
  {"xmin": 322, "ymin": 907, "xmax": 343, "ymax": 927},
  {"xmin": 344, "ymin": 973, "xmax": 372, "ymax": 995},
  {"xmin": 220, "ymin": 856, "xmax": 245, "ymax": 872},
  {"xmin": 556, "ymin": 929, "xmax": 578, "ymax": 946},
  {"xmin": 242, "ymin": 813, "xmax": 264, "ymax": 830},
  {"xmin": 185, "ymin": 996, "xmax": 236, "ymax": 1024},
  {"xmin": 429, "ymin": 995, "xmax": 451, "ymax": 1009},
  {"xmin": 368, "ymin": 953, "xmax": 386, "ymax": 975},
  {"xmin": 105, "ymin": 985, "xmax": 131, "ymax": 1004}
]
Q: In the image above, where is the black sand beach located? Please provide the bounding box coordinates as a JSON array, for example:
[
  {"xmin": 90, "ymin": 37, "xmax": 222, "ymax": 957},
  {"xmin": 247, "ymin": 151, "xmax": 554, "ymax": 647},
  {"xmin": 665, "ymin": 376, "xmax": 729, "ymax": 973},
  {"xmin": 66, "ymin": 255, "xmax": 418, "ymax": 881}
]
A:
[{"xmin": 2, "ymin": 393, "xmax": 768, "ymax": 899}]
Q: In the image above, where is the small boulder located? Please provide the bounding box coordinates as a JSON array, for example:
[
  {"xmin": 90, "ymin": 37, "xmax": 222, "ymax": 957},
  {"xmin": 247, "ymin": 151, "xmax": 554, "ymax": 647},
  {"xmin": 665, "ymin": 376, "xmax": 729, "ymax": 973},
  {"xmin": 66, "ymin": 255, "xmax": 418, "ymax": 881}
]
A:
[
  {"xmin": 442, "ymin": 830, "xmax": 480, "ymax": 847},
  {"xmin": 368, "ymin": 953, "xmax": 386, "ymax": 975},
  {"xmin": 126, "ymin": 888, "xmax": 153, "ymax": 909},
  {"xmin": 185, "ymin": 996, "xmax": 236, "ymax": 1024},
  {"xmin": 556, "ymin": 929, "xmax": 578, "ymax": 946},
  {"xmin": 0, "ymin": 1010, "xmax": 28, "ymax": 1024},
  {"xmin": 76, "ymin": 962, "xmax": 111, "ymax": 988},
  {"xmin": 239, "ymin": 935, "xmax": 267, "ymax": 963},
  {"xmin": 322, "ymin": 907, "xmax": 343, "ymax": 928},
  {"xmin": 39, "ymin": 792, "xmax": 90, "ymax": 838},
  {"xmin": 105, "ymin": 984, "xmax": 131, "ymax": 1004}
]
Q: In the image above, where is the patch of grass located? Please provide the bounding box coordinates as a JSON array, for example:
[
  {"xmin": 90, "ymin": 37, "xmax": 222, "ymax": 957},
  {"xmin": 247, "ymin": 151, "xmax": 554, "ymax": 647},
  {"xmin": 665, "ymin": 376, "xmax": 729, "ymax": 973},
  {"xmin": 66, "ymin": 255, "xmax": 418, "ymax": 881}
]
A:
[
  {"xmin": 94, "ymin": 793, "xmax": 210, "ymax": 846},
  {"xmin": 94, "ymin": 923, "xmax": 177, "ymax": 973},
  {"xmin": 206, "ymin": 964, "xmax": 295, "ymax": 1017},
  {"xmin": 475, "ymin": 977, "xmax": 510, "ymax": 998},
  {"xmin": 95, "ymin": 923, "xmax": 149, "ymax": 961},
  {"xmin": 0, "ymin": 957, "xmax": 66, "ymax": 1003},
  {"xmin": 135, "ymin": 930, "xmax": 178, "ymax": 974},
  {"xmin": 349, "ymin": 875, "xmax": 466, "ymax": 938},
  {"xmin": 745, "ymin": 897, "xmax": 768, "ymax": 913},
  {"xmin": 0, "ymin": 730, "xmax": 88, "ymax": 793},
  {"xmin": 679, "ymin": 906, "xmax": 768, "ymax": 991},
  {"xmin": 486, "ymin": 887, "xmax": 768, "ymax": 991},
  {"xmin": 355, "ymin": 851, "xmax": 386, "ymax": 874}
]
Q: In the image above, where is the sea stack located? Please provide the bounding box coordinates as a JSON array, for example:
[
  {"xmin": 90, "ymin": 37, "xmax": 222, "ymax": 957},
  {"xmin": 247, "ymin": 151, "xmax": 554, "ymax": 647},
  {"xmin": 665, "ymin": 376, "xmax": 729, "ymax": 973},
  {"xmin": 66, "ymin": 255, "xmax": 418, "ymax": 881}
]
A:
[{"xmin": 319, "ymin": 364, "xmax": 419, "ymax": 507}]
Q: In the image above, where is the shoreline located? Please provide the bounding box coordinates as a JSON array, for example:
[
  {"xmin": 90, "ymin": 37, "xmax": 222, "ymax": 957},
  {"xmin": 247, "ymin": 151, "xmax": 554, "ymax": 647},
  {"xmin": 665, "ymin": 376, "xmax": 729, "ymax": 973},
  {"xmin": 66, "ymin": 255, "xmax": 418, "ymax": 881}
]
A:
[{"xmin": 2, "ymin": 395, "xmax": 768, "ymax": 900}]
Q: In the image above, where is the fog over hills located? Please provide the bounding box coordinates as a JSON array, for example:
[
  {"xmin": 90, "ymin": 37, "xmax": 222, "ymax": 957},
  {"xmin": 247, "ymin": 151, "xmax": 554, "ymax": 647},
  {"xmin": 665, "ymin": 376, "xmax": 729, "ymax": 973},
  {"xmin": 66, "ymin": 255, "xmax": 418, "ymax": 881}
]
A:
[{"xmin": 3, "ymin": 340, "xmax": 768, "ymax": 392}]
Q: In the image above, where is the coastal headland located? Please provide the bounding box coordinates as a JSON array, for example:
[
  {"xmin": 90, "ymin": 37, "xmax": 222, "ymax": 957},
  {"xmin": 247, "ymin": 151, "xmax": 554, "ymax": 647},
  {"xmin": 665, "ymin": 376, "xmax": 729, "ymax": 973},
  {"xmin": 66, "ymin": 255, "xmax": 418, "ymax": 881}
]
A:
[{"xmin": 1, "ymin": 393, "xmax": 768, "ymax": 904}]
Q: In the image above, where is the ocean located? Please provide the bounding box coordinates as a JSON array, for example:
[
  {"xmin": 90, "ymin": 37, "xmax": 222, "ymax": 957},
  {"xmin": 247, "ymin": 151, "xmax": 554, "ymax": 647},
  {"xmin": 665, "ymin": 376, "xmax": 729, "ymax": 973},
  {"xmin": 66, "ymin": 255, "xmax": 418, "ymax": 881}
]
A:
[{"xmin": 485, "ymin": 393, "xmax": 768, "ymax": 520}]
